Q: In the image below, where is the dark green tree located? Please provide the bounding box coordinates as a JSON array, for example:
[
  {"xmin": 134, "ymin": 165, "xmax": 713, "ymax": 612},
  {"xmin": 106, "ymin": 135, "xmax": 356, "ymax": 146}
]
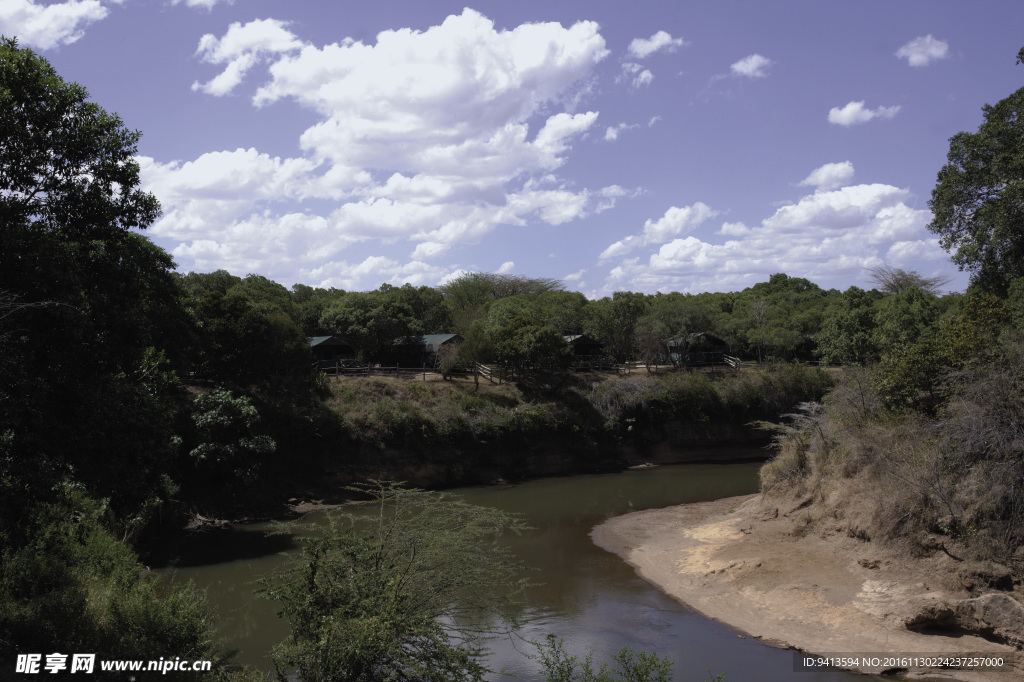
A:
[
  {"xmin": 193, "ymin": 291, "xmax": 313, "ymax": 400},
  {"xmin": 0, "ymin": 39, "xmax": 228, "ymax": 676},
  {"xmin": 0, "ymin": 37, "xmax": 185, "ymax": 518},
  {"xmin": 814, "ymin": 286, "xmax": 882, "ymax": 365},
  {"xmin": 928, "ymin": 49, "xmax": 1024, "ymax": 295},
  {"xmin": 493, "ymin": 315, "xmax": 572, "ymax": 372},
  {"xmin": 585, "ymin": 292, "xmax": 649, "ymax": 362}
]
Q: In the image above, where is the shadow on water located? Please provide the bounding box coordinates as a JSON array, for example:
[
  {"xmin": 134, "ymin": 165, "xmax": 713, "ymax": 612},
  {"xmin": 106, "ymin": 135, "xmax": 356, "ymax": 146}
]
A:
[{"xmin": 147, "ymin": 526, "xmax": 300, "ymax": 569}]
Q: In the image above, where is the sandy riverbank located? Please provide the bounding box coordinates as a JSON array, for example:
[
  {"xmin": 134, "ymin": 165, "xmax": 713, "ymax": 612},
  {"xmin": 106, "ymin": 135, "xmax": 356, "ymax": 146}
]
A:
[{"xmin": 592, "ymin": 494, "xmax": 1024, "ymax": 681}]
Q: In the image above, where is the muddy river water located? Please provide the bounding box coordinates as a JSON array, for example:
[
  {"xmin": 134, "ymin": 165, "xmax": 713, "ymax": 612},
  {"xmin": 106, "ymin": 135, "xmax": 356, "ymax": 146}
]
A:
[{"xmin": 157, "ymin": 462, "xmax": 875, "ymax": 680}]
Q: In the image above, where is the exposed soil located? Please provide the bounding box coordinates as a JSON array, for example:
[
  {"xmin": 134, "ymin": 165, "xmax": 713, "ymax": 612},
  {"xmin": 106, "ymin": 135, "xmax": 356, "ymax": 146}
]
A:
[{"xmin": 592, "ymin": 494, "xmax": 1024, "ymax": 681}]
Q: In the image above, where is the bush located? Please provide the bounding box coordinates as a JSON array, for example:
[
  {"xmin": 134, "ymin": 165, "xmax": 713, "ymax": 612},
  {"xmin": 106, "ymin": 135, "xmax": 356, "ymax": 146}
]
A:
[{"xmin": 0, "ymin": 490, "xmax": 216, "ymax": 680}]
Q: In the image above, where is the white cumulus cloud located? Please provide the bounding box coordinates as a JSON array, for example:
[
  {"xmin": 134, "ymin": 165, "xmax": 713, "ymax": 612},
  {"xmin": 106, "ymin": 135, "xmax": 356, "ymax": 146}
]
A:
[
  {"xmin": 618, "ymin": 62, "xmax": 653, "ymax": 88},
  {"xmin": 191, "ymin": 18, "xmax": 304, "ymax": 96},
  {"xmin": 148, "ymin": 9, "xmax": 619, "ymax": 289},
  {"xmin": 598, "ymin": 202, "xmax": 717, "ymax": 261},
  {"xmin": 730, "ymin": 53, "xmax": 772, "ymax": 78},
  {"xmin": 0, "ymin": 0, "xmax": 109, "ymax": 50},
  {"xmin": 642, "ymin": 203, "xmax": 718, "ymax": 243},
  {"xmin": 828, "ymin": 101, "xmax": 901, "ymax": 126},
  {"xmin": 799, "ymin": 161, "xmax": 855, "ymax": 191},
  {"xmin": 627, "ymin": 30, "xmax": 686, "ymax": 59},
  {"xmin": 896, "ymin": 35, "xmax": 949, "ymax": 67}
]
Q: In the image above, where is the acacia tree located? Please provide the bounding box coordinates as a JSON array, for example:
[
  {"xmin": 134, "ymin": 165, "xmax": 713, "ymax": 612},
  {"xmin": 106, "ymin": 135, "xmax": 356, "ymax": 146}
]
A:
[
  {"xmin": 866, "ymin": 264, "xmax": 951, "ymax": 296},
  {"xmin": 262, "ymin": 482, "xmax": 529, "ymax": 682},
  {"xmin": 928, "ymin": 48, "xmax": 1024, "ymax": 295}
]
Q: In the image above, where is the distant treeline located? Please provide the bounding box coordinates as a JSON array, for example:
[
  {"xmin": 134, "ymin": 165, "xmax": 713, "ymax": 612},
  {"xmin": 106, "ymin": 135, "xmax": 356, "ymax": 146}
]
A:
[{"xmin": 176, "ymin": 265, "xmax": 982, "ymax": 373}]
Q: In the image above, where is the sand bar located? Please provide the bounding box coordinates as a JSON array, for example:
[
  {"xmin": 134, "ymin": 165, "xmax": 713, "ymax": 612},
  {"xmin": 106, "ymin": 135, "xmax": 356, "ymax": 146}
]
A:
[{"xmin": 592, "ymin": 494, "xmax": 1023, "ymax": 681}]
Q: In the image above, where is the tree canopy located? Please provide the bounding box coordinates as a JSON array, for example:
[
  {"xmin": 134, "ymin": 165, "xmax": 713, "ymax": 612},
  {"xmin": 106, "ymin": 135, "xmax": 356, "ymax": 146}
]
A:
[{"xmin": 928, "ymin": 49, "xmax": 1024, "ymax": 295}]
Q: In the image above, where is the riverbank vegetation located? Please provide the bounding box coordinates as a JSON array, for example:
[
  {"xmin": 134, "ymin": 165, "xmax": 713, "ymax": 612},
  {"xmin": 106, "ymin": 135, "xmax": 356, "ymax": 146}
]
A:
[{"xmin": 319, "ymin": 365, "xmax": 832, "ymax": 487}]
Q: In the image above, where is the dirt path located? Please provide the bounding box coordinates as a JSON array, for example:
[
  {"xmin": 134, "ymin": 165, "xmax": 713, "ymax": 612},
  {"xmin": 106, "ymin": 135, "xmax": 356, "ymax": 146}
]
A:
[{"xmin": 592, "ymin": 494, "xmax": 1023, "ymax": 681}]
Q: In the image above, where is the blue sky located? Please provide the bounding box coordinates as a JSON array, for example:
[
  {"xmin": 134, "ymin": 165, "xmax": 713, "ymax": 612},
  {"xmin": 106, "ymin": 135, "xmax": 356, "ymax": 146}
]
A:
[{"xmin": 4, "ymin": 1, "xmax": 1023, "ymax": 296}]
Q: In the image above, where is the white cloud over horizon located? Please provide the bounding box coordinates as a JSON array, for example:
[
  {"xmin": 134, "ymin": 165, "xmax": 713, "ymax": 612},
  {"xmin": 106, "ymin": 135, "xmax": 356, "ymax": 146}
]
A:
[
  {"xmin": 828, "ymin": 100, "xmax": 901, "ymax": 126},
  {"xmin": 596, "ymin": 171, "xmax": 948, "ymax": 294},
  {"xmin": 896, "ymin": 34, "xmax": 949, "ymax": 67},
  {"xmin": 599, "ymin": 202, "xmax": 717, "ymax": 260}
]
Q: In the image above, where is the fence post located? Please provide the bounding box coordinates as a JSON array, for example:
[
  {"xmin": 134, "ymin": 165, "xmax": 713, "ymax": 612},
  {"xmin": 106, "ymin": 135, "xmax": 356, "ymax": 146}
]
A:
[{"xmin": 422, "ymin": 363, "xmax": 425, "ymax": 381}]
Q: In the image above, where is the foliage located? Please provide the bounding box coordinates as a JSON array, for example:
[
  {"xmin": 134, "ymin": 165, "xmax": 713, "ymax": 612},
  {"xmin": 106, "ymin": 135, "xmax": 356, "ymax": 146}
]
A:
[
  {"xmin": 814, "ymin": 286, "xmax": 882, "ymax": 365},
  {"xmin": 0, "ymin": 37, "xmax": 159, "ymax": 232},
  {"xmin": 534, "ymin": 636, "xmax": 675, "ymax": 682},
  {"xmin": 871, "ymin": 286, "xmax": 939, "ymax": 359},
  {"xmin": 585, "ymin": 292, "xmax": 649, "ymax": 362},
  {"xmin": 440, "ymin": 272, "xmax": 564, "ymax": 337},
  {"xmin": 260, "ymin": 482, "xmax": 529, "ymax": 682},
  {"xmin": 0, "ymin": 38, "xmax": 187, "ymax": 521},
  {"xmin": 872, "ymin": 291, "xmax": 1008, "ymax": 410},
  {"xmin": 0, "ymin": 490, "xmax": 216, "ymax": 680},
  {"xmin": 316, "ymin": 283, "xmax": 448, "ymax": 360},
  {"xmin": 928, "ymin": 51, "xmax": 1024, "ymax": 295},
  {"xmin": 493, "ymin": 315, "xmax": 573, "ymax": 371},
  {"xmin": 193, "ymin": 290, "xmax": 313, "ymax": 400},
  {"xmin": 188, "ymin": 389, "xmax": 276, "ymax": 493}
]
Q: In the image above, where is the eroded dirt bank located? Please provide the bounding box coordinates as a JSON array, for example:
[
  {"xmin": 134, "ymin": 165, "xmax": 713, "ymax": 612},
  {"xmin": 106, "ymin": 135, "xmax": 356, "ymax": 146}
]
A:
[{"xmin": 592, "ymin": 494, "xmax": 1024, "ymax": 681}]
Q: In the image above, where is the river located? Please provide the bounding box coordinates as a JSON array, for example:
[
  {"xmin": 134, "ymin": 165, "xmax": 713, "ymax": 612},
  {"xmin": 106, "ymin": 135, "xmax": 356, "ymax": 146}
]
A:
[{"xmin": 156, "ymin": 462, "xmax": 875, "ymax": 681}]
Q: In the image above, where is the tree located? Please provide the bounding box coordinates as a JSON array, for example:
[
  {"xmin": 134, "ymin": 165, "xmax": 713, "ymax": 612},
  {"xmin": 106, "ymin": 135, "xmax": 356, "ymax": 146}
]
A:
[
  {"xmin": 0, "ymin": 38, "xmax": 159, "ymax": 233},
  {"xmin": 871, "ymin": 286, "xmax": 939, "ymax": 360},
  {"xmin": 187, "ymin": 389, "xmax": 276, "ymax": 494},
  {"xmin": 493, "ymin": 315, "xmax": 572, "ymax": 372},
  {"xmin": 928, "ymin": 50, "xmax": 1024, "ymax": 295},
  {"xmin": 440, "ymin": 272, "xmax": 564, "ymax": 335},
  {"xmin": 585, "ymin": 292, "xmax": 649, "ymax": 362},
  {"xmin": 0, "ymin": 38, "xmax": 185, "ymax": 518},
  {"xmin": 261, "ymin": 482, "xmax": 529, "ymax": 682},
  {"xmin": 866, "ymin": 264, "xmax": 952, "ymax": 296},
  {"xmin": 814, "ymin": 286, "xmax": 882, "ymax": 366}
]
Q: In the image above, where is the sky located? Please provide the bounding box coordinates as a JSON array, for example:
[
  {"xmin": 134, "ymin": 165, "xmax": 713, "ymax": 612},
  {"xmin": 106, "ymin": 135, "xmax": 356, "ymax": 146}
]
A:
[{"xmin": 4, "ymin": 1, "xmax": 1024, "ymax": 297}]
